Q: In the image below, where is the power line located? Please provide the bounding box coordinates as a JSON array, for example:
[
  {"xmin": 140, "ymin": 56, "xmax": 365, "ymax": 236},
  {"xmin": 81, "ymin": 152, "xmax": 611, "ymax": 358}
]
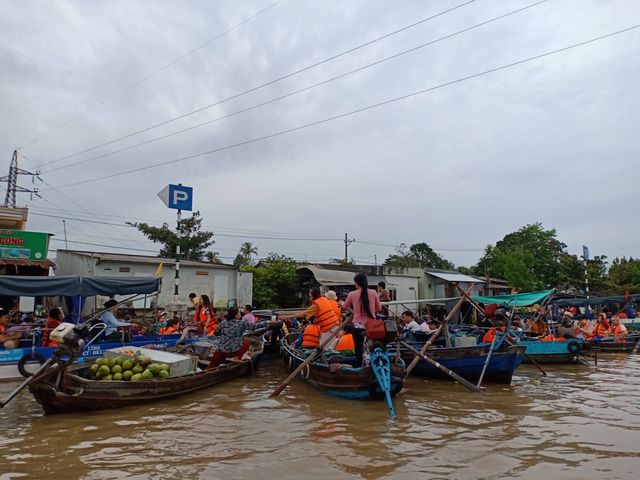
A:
[
  {"xmin": 42, "ymin": 24, "xmax": 640, "ymax": 191},
  {"xmin": 18, "ymin": 0, "xmax": 286, "ymax": 150},
  {"xmin": 42, "ymin": 0, "xmax": 548, "ymax": 175},
  {"xmin": 31, "ymin": 0, "xmax": 474, "ymax": 170}
]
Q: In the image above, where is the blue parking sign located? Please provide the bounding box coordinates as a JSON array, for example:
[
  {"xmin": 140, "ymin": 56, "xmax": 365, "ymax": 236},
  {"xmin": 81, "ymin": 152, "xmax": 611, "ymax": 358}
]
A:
[{"xmin": 158, "ymin": 184, "xmax": 193, "ymax": 211}]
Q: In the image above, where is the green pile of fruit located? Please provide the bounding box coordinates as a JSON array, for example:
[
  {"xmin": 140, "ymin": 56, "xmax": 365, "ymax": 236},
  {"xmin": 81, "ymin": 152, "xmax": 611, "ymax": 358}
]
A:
[{"xmin": 89, "ymin": 354, "xmax": 171, "ymax": 381}]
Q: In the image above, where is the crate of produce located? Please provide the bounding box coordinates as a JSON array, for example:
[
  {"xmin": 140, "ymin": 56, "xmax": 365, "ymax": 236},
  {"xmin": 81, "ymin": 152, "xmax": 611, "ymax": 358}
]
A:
[{"xmin": 104, "ymin": 346, "xmax": 197, "ymax": 378}]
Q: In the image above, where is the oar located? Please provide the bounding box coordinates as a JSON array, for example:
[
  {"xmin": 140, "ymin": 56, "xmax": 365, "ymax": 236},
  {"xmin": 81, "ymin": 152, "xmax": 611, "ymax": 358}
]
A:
[
  {"xmin": 477, "ymin": 332, "xmax": 498, "ymax": 388},
  {"xmin": 400, "ymin": 341, "xmax": 484, "ymax": 393},
  {"xmin": 632, "ymin": 335, "xmax": 640, "ymax": 355},
  {"xmin": 0, "ymin": 357, "xmax": 56, "ymax": 408},
  {"xmin": 270, "ymin": 320, "xmax": 346, "ymax": 398},
  {"xmin": 405, "ymin": 284, "xmax": 475, "ymax": 376}
]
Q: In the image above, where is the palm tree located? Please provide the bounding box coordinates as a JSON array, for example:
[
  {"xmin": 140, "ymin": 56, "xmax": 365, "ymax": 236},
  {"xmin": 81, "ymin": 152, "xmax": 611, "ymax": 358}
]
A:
[
  {"xmin": 239, "ymin": 242, "xmax": 258, "ymax": 264},
  {"xmin": 205, "ymin": 251, "xmax": 221, "ymax": 263}
]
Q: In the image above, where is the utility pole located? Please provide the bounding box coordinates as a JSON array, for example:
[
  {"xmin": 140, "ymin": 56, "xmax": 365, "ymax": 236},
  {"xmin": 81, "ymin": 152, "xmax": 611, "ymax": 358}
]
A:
[
  {"xmin": 62, "ymin": 219, "xmax": 68, "ymax": 249},
  {"xmin": 175, "ymin": 208, "xmax": 182, "ymax": 301},
  {"xmin": 583, "ymin": 245, "xmax": 590, "ymax": 298},
  {"xmin": 1, "ymin": 150, "xmax": 41, "ymax": 207},
  {"xmin": 344, "ymin": 233, "xmax": 354, "ymax": 263}
]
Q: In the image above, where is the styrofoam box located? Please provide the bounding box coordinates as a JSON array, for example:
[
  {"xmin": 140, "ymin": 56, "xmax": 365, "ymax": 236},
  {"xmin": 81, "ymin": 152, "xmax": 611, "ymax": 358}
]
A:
[
  {"xmin": 104, "ymin": 346, "xmax": 197, "ymax": 378},
  {"xmin": 454, "ymin": 336, "xmax": 477, "ymax": 347}
]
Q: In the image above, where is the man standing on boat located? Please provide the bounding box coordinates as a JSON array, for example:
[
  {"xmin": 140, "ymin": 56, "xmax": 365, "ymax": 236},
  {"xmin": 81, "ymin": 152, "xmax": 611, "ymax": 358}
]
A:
[{"xmin": 281, "ymin": 288, "xmax": 341, "ymax": 351}]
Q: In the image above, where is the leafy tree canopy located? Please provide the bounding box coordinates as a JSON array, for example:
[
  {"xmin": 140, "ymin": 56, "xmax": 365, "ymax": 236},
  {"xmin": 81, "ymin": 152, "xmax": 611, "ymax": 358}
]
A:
[
  {"xmin": 127, "ymin": 211, "xmax": 214, "ymax": 261},
  {"xmin": 245, "ymin": 253, "xmax": 299, "ymax": 308},
  {"xmin": 234, "ymin": 242, "xmax": 258, "ymax": 268},
  {"xmin": 384, "ymin": 243, "xmax": 455, "ymax": 270}
]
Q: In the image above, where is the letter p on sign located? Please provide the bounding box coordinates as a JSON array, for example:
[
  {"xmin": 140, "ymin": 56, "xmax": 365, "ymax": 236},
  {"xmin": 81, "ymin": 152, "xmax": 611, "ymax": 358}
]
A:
[{"xmin": 158, "ymin": 184, "xmax": 193, "ymax": 211}]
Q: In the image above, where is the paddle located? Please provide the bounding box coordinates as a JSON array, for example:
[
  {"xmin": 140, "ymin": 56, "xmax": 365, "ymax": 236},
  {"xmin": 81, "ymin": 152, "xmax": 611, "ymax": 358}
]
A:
[
  {"xmin": 405, "ymin": 284, "xmax": 474, "ymax": 376},
  {"xmin": 400, "ymin": 341, "xmax": 483, "ymax": 393},
  {"xmin": 270, "ymin": 320, "xmax": 347, "ymax": 398},
  {"xmin": 0, "ymin": 357, "xmax": 56, "ymax": 408}
]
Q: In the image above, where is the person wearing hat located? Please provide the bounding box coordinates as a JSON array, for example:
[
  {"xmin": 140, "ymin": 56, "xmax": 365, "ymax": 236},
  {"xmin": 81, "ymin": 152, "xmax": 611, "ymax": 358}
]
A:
[
  {"xmin": 101, "ymin": 300, "xmax": 131, "ymax": 341},
  {"xmin": 556, "ymin": 312, "xmax": 576, "ymax": 339},
  {"xmin": 324, "ymin": 290, "xmax": 342, "ymax": 319},
  {"xmin": 0, "ymin": 308, "xmax": 22, "ymax": 349}
]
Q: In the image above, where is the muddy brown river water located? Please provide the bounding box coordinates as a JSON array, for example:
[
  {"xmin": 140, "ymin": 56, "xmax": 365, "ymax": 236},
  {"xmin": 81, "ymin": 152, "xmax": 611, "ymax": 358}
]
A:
[{"xmin": 1, "ymin": 354, "xmax": 639, "ymax": 479}]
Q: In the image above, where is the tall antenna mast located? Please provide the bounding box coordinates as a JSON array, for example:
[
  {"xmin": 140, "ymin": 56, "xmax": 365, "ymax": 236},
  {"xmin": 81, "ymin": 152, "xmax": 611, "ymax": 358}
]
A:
[{"xmin": 1, "ymin": 150, "xmax": 42, "ymax": 207}]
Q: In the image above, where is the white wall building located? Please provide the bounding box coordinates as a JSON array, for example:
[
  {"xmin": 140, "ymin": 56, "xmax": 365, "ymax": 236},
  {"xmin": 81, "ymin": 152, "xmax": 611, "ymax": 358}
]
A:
[{"xmin": 55, "ymin": 250, "xmax": 252, "ymax": 313}]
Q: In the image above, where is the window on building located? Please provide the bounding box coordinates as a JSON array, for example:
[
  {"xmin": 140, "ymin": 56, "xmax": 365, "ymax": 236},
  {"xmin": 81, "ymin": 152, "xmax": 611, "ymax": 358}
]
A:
[{"xmin": 389, "ymin": 289, "xmax": 397, "ymax": 301}]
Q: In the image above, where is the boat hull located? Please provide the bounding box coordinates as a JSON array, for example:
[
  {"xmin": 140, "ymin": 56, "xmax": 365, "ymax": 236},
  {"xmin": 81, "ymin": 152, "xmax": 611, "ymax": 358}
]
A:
[
  {"xmin": 281, "ymin": 334, "xmax": 404, "ymax": 400},
  {"xmin": 518, "ymin": 338, "xmax": 583, "ymax": 364},
  {"xmin": 584, "ymin": 337, "xmax": 640, "ymax": 353},
  {"xmin": 28, "ymin": 346, "xmax": 262, "ymax": 414},
  {"xmin": 402, "ymin": 344, "xmax": 526, "ymax": 384}
]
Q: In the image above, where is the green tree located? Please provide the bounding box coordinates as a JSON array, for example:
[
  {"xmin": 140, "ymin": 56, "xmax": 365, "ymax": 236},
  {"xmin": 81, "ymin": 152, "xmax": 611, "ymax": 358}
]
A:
[
  {"xmin": 234, "ymin": 242, "xmax": 258, "ymax": 268},
  {"xmin": 127, "ymin": 211, "xmax": 214, "ymax": 260},
  {"xmin": 246, "ymin": 253, "xmax": 299, "ymax": 308},
  {"xmin": 384, "ymin": 243, "xmax": 454, "ymax": 270},
  {"xmin": 491, "ymin": 247, "xmax": 541, "ymax": 291},
  {"xmin": 475, "ymin": 223, "xmax": 566, "ymax": 288},
  {"xmin": 608, "ymin": 256, "xmax": 640, "ymax": 293},
  {"xmin": 205, "ymin": 251, "xmax": 222, "ymax": 264}
]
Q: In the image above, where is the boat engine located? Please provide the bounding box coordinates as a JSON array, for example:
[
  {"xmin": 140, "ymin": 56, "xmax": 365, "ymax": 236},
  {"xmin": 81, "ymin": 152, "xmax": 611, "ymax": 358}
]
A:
[{"xmin": 50, "ymin": 323, "xmax": 91, "ymax": 356}]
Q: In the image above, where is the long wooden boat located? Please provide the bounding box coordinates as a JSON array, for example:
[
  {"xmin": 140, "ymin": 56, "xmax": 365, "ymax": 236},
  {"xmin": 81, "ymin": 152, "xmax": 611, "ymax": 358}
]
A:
[
  {"xmin": 583, "ymin": 334, "xmax": 640, "ymax": 353},
  {"xmin": 27, "ymin": 341, "xmax": 263, "ymax": 414},
  {"xmin": 400, "ymin": 337, "xmax": 526, "ymax": 384},
  {"xmin": 280, "ymin": 333, "xmax": 405, "ymax": 400}
]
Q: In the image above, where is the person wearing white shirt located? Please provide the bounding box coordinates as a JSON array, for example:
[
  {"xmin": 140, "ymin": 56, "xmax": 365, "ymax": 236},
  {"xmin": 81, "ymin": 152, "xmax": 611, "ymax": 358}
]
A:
[{"xmin": 401, "ymin": 310, "xmax": 421, "ymax": 333}]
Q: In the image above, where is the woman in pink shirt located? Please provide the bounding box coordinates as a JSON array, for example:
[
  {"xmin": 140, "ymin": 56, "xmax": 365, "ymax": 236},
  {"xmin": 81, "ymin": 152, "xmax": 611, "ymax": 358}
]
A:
[{"xmin": 342, "ymin": 273, "xmax": 381, "ymax": 367}]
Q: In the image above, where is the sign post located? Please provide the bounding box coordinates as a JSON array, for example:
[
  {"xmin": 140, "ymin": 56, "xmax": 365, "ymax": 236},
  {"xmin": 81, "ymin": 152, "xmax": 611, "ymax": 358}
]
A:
[
  {"xmin": 158, "ymin": 184, "xmax": 193, "ymax": 303},
  {"xmin": 582, "ymin": 245, "xmax": 590, "ymax": 299}
]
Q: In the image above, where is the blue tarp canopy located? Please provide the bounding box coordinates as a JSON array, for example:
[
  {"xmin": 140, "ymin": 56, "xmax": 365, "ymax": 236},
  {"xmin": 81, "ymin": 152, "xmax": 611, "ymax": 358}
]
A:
[
  {"xmin": 0, "ymin": 275, "xmax": 161, "ymax": 297},
  {"xmin": 471, "ymin": 289, "xmax": 554, "ymax": 307}
]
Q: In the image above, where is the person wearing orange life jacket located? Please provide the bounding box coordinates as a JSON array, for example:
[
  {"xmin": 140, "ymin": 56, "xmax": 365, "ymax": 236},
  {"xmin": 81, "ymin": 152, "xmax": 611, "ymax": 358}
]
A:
[
  {"xmin": 159, "ymin": 318, "xmax": 180, "ymax": 335},
  {"xmin": 609, "ymin": 316, "xmax": 628, "ymax": 341},
  {"xmin": 197, "ymin": 294, "xmax": 218, "ymax": 336},
  {"xmin": 590, "ymin": 313, "xmax": 610, "ymax": 338},
  {"xmin": 280, "ymin": 288, "xmax": 341, "ymax": 351},
  {"xmin": 301, "ymin": 323, "xmax": 320, "ymax": 348},
  {"xmin": 325, "ymin": 290, "xmax": 342, "ymax": 320}
]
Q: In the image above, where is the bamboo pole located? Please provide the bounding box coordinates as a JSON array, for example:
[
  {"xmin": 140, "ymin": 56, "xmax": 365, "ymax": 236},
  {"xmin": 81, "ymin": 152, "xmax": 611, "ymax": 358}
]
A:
[{"xmin": 405, "ymin": 284, "xmax": 474, "ymax": 376}]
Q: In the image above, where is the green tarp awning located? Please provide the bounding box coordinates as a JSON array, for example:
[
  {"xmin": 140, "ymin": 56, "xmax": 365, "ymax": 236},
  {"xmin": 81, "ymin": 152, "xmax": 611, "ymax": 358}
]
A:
[{"xmin": 471, "ymin": 289, "xmax": 554, "ymax": 307}]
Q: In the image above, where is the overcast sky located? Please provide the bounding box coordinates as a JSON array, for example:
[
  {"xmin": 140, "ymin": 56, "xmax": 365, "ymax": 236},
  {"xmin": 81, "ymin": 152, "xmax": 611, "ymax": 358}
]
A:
[{"xmin": 1, "ymin": 0, "xmax": 638, "ymax": 268}]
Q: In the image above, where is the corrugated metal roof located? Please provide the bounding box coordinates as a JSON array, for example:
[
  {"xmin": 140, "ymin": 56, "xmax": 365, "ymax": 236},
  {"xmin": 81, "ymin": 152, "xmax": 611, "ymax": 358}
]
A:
[
  {"xmin": 298, "ymin": 265, "xmax": 356, "ymax": 286},
  {"xmin": 426, "ymin": 271, "xmax": 485, "ymax": 284},
  {"xmin": 60, "ymin": 250, "xmax": 235, "ymax": 269}
]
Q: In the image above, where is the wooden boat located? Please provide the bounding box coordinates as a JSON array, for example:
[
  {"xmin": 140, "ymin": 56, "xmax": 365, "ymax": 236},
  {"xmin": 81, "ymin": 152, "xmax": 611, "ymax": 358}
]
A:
[
  {"xmin": 280, "ymin": 333, "xmax": 405, "ymax": 401},
  {"xmin": 27, "ymin": 340, "xmax": 263, "ymax": 414},
  {"xmin": 517, "ymin": 337, "xmax": 584, "ymax": 364},
  {"xmin": 583, "ymin": 334, "xmax": 640, "ymax": 353},
  {"xmin": 400, "ymin": 332, "xmax": 526, "ymax": 384}
]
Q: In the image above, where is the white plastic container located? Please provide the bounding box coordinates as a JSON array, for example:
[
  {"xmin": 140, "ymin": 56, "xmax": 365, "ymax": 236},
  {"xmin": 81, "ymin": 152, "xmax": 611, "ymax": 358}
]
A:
[
  {"xmin": 50, "ymin": 323, "xmax": 76, "ymax": 344},
  {"xmin": 454, "ymin": 336, "xmax": 477, "ymax": 347},
  {"xmin": 104, "ymin": 346, "xmax": 197, "ymax": 378}
]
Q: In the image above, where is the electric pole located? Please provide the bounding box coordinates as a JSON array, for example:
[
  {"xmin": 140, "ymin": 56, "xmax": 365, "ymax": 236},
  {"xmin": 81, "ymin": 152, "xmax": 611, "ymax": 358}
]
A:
[
  {"xmin": 344, "ymin": 233, "xmax": 354, "ymax": 263},
  {"xmin": 1, "ymin": 150, "xmax": 41, "ymax": 207}
]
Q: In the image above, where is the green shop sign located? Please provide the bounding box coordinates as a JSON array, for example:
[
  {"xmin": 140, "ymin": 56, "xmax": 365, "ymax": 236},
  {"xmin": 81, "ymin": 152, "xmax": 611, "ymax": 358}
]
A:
[{"xmin": 0, "ymin": 230, "xmax": 50, "ymax": 261}]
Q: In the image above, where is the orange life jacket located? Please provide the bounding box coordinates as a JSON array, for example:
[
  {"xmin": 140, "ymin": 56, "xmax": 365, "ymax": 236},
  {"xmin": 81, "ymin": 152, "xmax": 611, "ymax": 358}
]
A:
[
  {"xmin": 482, "ymin": 328, "xmax": 497, "ymax": 344},
  {"xmin": 205, "ymin": 321, "xmax": 218, "ymax": 336},
  {"xmin": 613, "ymin": 324, "xmax": 626, "ymax": 337},
  {"xmin": 301, "ymin": 324, "xmax": 320, "ymax": 347},
  {"xmin": 336, "ymin": 333, "xmax": 355, "ymax": 352},
  {"xmin": 482, "ymin": 325, "xmax": 506, "ymax": 343},
  {"xmin": 328, "ymin": 299, "xmax": 341, "ymax": 319},
  {"xmin": 312, "ymin": 297, "xmax": 340, "ymax": 332},
  {"xmin": 159, "ymin": 326, "xmax": 177, "ymax": 335},
  {"xmin": 594, "ymin": 324, "xmax": 609, "ymax": 336}
]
